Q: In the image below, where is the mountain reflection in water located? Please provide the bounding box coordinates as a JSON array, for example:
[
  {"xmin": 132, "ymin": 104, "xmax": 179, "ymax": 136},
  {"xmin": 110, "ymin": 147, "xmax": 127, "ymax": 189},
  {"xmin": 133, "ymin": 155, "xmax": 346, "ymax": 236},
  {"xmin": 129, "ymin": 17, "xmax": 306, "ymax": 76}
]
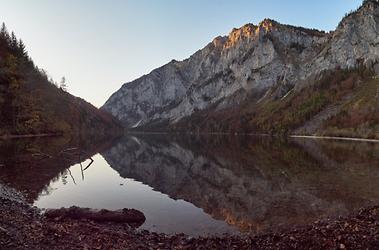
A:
[
  {"xmin": 1, "ymin": 134, "xmax": 379, "ymax": 236},
  {"xmin": 102, "ymin": 135, "xmax": 379, "ymax": 233}
]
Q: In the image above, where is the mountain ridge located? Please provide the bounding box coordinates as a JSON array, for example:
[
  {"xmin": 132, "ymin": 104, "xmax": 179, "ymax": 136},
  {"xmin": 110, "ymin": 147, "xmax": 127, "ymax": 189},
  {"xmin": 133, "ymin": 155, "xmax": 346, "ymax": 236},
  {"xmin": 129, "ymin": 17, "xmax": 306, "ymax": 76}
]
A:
[{"xmin": 103, "ymin": 0, "xmax": 379, "ymax": 138}]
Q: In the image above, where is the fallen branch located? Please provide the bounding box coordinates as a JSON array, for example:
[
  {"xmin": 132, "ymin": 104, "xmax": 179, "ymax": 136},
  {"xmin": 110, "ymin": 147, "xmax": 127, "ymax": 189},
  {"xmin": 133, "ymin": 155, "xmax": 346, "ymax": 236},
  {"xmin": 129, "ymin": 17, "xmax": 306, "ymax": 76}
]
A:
[
  {"xmin": 32, "ymin": 153, "xmax": 52, "ymax": 159},
  {"xmin": 82, "ymin": 157, "xmax": 94, "ymax": 171},
  {"xmin": 79, "ymin": 157, "xmax": 94, "ymax": 180},
  {"xmin": 44, "ymin": 206, "xmax": 145, "ymax": 227},
  {"xmin": 59, "ymin": 147, "xmax": 79, "ymax": 155},
  {"xmin": 67, "ymin": 168, "xmax": 76, "ymax": 185}
]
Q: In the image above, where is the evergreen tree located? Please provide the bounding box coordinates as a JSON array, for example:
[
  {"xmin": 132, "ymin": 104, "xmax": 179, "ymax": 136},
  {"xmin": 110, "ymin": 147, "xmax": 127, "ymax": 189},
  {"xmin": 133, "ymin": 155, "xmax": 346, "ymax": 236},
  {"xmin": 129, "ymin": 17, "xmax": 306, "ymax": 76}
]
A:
[
  {"xmin": 0, "ymin": 23, "xmax": 10, "ymax": 43},
  {"xmin": 18, "ymin": 39, "xmax": 27, "ymax": 57},
  {"xmin": 10, "ymin": 31, "xmax": 18, "ymax": 51}
]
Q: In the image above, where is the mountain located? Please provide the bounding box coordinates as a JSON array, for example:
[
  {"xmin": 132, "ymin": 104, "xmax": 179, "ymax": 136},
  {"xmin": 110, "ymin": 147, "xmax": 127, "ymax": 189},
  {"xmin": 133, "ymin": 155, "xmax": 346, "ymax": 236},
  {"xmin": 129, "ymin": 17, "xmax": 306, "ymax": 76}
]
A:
[
  {"xmin": 103, "ymin": 0, "xmax": 379, "ymax": 138},
  {"xmin": 0, "ymin": 25, "xmax": 122, "ymax": 137}
]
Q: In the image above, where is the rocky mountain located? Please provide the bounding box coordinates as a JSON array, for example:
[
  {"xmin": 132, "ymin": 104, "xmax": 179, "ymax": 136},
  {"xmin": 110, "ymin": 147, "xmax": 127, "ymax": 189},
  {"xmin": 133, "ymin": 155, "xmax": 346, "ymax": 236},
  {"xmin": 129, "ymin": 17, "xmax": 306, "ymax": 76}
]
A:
[{"xmin": 103, "ymin": 0, "xmax": 379, "ymax": 137}]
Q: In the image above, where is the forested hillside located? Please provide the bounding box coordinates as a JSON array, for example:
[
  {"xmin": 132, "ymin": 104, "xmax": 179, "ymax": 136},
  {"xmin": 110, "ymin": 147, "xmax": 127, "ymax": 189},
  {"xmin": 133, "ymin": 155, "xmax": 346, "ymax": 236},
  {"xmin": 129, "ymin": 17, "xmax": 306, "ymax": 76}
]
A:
[
  {"xmin": 172, "ymin": 68, "xmax": 379, "ymax": 139},
  {"xmin": 0, "ymin": 24, "xmax": 122, "ymax": 137}
]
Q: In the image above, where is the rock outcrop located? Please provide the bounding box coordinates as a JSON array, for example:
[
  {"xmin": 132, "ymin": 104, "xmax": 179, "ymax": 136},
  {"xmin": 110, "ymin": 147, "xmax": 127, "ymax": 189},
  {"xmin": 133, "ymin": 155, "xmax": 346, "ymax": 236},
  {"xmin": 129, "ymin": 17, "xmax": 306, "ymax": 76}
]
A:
[{"xmin": 102, "ymin": 0, "xmax": 379, "ymax": 130}]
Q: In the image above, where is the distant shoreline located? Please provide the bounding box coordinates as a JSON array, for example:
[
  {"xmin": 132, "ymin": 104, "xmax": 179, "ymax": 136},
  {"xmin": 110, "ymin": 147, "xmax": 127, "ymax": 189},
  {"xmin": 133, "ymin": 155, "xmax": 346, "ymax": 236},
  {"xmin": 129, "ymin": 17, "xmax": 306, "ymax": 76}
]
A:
[
  {"xmin": 291, "ymin": 135, "xmax": 379, "ymax": 143},
  {"xmin": 127, "ymin": 130, "xmax": 379, "ymax": 143},
  {"xmin": 3, "ymin": 131, "xmax": 378, "ymax": 143},
  {"xmin": 0, "ymin": 133, "xmax": 62, "ymax": 140}
]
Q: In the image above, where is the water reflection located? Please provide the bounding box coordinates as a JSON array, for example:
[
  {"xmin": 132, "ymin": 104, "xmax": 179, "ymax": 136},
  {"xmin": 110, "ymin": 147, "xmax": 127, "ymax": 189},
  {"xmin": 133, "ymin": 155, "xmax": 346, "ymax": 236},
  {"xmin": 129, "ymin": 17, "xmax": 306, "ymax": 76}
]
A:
[
  {"xmin": 0, "ymin": 135, "xmax": 116, "ymax": 202},
  {"xmin": 1, "ymin": 134, "xmax": 379, "ymax": 236},
  {"xmin": 102, "ymin": 135, "xmax": 379, "ymax": 233},
  {"xmin": 34, "ymin": 154, "xmax": 238, "ymax": 236}
]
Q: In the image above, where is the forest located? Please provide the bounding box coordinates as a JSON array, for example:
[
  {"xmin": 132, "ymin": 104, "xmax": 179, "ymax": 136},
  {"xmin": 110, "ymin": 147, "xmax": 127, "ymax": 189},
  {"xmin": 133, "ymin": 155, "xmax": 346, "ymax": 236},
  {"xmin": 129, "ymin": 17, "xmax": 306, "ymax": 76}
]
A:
[{"xmin": 0, "ymin": 23, "xmax": 121, "ymax": 137}]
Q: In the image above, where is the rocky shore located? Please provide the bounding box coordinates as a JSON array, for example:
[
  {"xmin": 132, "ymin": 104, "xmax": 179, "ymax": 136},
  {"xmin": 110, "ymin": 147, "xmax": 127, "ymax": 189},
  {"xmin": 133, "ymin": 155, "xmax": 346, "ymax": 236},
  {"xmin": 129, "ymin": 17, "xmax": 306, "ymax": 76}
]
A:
[{"xmin": 1, "ymin": 184, "xmax": 378, "ymax": 250}]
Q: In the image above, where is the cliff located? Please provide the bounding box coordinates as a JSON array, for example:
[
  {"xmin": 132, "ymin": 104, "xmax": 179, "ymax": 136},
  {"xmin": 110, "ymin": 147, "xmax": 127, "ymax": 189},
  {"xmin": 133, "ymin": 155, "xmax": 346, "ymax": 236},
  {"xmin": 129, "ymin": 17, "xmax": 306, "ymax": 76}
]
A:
[{"xmin": 102, "ymin": 1, "xmax": 379, "ymax": 137}]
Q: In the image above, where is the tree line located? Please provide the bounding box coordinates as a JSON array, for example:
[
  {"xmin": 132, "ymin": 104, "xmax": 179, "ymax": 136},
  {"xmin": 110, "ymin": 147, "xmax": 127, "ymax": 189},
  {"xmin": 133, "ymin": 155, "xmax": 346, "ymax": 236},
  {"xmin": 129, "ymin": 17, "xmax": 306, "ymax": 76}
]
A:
[{"xmin": 0, "ymin": 23, "xmax": 67, "ymax": 134}]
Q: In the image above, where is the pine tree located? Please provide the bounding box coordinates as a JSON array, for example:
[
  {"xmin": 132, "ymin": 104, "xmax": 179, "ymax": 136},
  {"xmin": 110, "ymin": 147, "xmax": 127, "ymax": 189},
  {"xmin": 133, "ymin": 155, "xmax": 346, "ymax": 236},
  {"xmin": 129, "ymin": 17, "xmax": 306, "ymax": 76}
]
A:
[
  {"xmin": 18, "ymin": 39, "xmax": 27, "ymax": 57},
  {"xmin": 10, "ymin": 32, "xmax": 18, "ymax": 51},
  {"xmin": 0, "ymin": 23, "xmax": 5, "ymax": 34},
  {"xmin": 0, "ymin": 23, "xmax": 10, "ymax": 43}
]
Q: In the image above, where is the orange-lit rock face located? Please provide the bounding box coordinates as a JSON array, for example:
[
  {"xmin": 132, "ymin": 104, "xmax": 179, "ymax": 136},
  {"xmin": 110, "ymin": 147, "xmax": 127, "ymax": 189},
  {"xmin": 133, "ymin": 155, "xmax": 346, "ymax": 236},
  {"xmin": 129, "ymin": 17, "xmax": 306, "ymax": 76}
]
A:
[
  {"xmin": 223, "ymin": 20, "xmax": 278, "ymax": 50},
  {"xmin": 259, "ymin": 19, "xmax": 276, "ymax": 33},
  {"xmin": 224, "ymin": 24, "xmax": 257, "ymax": 49},
  {"xmin": 212, "ymin": 36, "xmax": 226, "ymax": 48},
  {"xmin": 103, "ymin": 1, "xmax": 379, "ymax": 129}
]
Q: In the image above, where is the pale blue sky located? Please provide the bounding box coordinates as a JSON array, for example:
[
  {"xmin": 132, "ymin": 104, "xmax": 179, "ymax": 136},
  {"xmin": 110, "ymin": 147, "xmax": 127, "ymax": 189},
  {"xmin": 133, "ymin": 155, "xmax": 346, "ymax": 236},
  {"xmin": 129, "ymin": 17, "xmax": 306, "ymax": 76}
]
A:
[{"xmin": 0, "ymin": 0, "xmax": 362, "ymax": 107}]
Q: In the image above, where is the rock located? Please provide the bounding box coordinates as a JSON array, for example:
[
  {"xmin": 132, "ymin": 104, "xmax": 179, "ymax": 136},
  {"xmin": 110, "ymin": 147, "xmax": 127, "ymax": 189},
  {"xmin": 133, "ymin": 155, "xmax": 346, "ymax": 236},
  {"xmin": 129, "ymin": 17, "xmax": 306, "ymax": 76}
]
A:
[
  {"xmin": 374, "ymin": 62, "xmax": 379, "ymax": 75},
  {"xmin": 102, "ymin": 1, "xmax": 379, "ymax": 130},
  {"xmin": 0, "ymin": 226, "xmax": 7, "ymax": 233},
  {"xmin": 2, "ymin": 179, "xmax": 379, "ymax": 250}
]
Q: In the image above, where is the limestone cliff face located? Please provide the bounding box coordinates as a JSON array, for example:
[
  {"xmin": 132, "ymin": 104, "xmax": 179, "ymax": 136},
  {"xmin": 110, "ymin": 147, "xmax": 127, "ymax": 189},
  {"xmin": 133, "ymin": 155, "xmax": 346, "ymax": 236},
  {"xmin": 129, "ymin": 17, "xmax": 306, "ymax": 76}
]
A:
[{"xmin": 102, "ymin": 1, "xmax": 379, "ymax": 128}]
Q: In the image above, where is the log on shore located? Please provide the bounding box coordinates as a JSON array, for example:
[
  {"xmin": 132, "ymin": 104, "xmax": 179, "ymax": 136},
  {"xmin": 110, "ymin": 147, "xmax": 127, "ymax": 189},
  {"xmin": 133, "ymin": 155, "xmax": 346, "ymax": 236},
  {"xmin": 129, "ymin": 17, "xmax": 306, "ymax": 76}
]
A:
[{"xmin": 44, "ymin": 206, "xmax": 146, "ymax": 226}]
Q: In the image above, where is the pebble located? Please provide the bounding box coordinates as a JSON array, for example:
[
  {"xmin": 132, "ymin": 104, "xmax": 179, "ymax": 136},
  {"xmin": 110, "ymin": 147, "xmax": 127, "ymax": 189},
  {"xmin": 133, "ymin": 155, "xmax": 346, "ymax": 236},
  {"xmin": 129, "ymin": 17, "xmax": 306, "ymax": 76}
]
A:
[
  {"xmin": 1, "ymin": 182, "xmax": 379, "ymax": 249},
  {"xmin": 0, "ymin": 226, "xmax": 7, "ymax": 233}
]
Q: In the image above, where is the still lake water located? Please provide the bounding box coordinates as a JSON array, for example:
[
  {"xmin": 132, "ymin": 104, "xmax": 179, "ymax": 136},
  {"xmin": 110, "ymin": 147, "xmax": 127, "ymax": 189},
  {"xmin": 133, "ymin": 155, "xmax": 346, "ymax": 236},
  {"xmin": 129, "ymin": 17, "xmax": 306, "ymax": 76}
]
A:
[{"xmin": 1, "ymin": 134, "xmax": 379, "ymax": 236}]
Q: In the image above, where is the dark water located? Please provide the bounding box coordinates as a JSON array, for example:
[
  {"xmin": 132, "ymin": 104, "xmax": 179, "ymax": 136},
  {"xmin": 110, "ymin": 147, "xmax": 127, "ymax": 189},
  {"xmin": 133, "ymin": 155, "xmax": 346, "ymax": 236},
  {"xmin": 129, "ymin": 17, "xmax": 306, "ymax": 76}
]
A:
[{"xmin": 1, "ymin": 134, "xmax": 379, "ymax": 236}]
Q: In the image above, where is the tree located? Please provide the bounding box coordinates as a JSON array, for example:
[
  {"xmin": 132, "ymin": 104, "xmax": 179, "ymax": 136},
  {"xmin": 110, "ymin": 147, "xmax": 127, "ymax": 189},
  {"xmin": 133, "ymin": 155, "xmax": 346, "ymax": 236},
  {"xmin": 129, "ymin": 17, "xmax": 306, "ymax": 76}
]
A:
[
  {"xmin": 17, "ymin": 39, "xmax": 27, "ymax": 57},
  {"xmin": 59, "ymin": 76, "xmax": 68, "ymax": 92},
  {"xmin": 5, "ymin": 54, "xmax": 22, "ymax": 129},
  {"xmin": 363, "ymin": 0, "xmax": 379, "ymax": 5},
  {"xmin": 0, "ymin": 23, "xmax": 10, "ymax": 43},
  {"xmin": 10, "ymin": 32, "xmax": 16, "ymax": 46}
]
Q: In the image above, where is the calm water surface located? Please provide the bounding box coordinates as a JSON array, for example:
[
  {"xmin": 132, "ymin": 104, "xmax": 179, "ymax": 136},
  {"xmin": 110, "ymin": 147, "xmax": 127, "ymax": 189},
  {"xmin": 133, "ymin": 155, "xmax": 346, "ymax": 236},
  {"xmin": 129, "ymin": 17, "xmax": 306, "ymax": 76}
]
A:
[{"xmin": 1, "ymin": 135, "xmax": 379, "ymax": 236}]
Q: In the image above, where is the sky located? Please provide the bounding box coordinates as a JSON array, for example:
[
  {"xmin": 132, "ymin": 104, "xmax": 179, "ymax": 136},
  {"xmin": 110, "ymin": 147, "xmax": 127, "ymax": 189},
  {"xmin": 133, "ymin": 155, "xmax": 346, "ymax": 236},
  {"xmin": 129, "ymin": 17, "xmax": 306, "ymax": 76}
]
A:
[{"xmin": 0, "ymin": 0, "xmax": 362, "ymax": 107}]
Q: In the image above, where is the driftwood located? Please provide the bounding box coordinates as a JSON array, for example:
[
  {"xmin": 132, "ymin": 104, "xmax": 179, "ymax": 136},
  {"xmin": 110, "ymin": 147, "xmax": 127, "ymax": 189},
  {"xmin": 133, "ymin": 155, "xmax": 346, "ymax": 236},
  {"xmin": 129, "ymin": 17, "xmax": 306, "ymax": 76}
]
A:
[
  {"xmin": 59, "ymin": 148, "xmax": 94, "ymax": 167},
  {"xmin": 59, "ymin": 147, "xmax": 79, "ymax": 154},
  {"xmin": 44, "ymin": 206, "xmax": 146, "ymax": 227},
  {"xmin": 81, "ymin": 157, "xmax": 94, "ymax": 172},
  {"xmin": 32, "ymin": 152, "xmax": 52, "ymax": 160}
]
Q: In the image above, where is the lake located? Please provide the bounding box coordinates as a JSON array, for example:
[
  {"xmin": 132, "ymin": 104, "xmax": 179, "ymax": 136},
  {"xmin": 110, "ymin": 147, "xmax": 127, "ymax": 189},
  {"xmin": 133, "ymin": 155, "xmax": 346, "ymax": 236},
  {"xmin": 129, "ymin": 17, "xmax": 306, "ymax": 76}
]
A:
[{"xmin": 1, "ymin": 134, "xmax": 379, "ymax": 236}]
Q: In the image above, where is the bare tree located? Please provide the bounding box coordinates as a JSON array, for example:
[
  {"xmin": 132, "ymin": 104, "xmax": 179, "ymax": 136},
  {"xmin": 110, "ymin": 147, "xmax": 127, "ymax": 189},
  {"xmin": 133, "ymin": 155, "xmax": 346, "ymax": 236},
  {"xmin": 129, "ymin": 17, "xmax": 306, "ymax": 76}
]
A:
[{"xmin": 59, "ymin": 76, "xmax": 68, "ymax": 92}]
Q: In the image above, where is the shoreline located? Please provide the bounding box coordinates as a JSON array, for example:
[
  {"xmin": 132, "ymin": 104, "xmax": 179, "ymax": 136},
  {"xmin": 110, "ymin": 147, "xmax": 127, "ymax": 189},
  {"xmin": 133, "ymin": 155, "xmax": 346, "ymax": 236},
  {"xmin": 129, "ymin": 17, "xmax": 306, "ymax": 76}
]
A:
[
  {"xmin": 3, "ymin": 131, "xmax": 378, "ymax": 144},
  {"xmin": 290, "ymin": 135, "xmax": 379, "ymax": 143},
  {"xmin": 127, "ymin": 130, "xmax": 379, "ymax": 143},
  {"xmin": 1, "ymin": 183, "xmax": 378, "ymax": 249},
  {"xmin": 0, "ymin": 133, "xmax": 62, "ymax": 140}
]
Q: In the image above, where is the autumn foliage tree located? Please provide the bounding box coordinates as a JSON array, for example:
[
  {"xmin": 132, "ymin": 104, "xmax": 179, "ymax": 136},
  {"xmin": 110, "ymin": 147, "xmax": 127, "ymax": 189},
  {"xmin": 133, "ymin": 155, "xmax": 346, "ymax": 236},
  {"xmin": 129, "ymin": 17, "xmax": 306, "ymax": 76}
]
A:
[
  {"xmin": 0, "ymin": 22, "xmax": 121, "ymax": 137},
  {"xmin": 0, "ymin": 23, "xmax": 51, "ymax": 134}
]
